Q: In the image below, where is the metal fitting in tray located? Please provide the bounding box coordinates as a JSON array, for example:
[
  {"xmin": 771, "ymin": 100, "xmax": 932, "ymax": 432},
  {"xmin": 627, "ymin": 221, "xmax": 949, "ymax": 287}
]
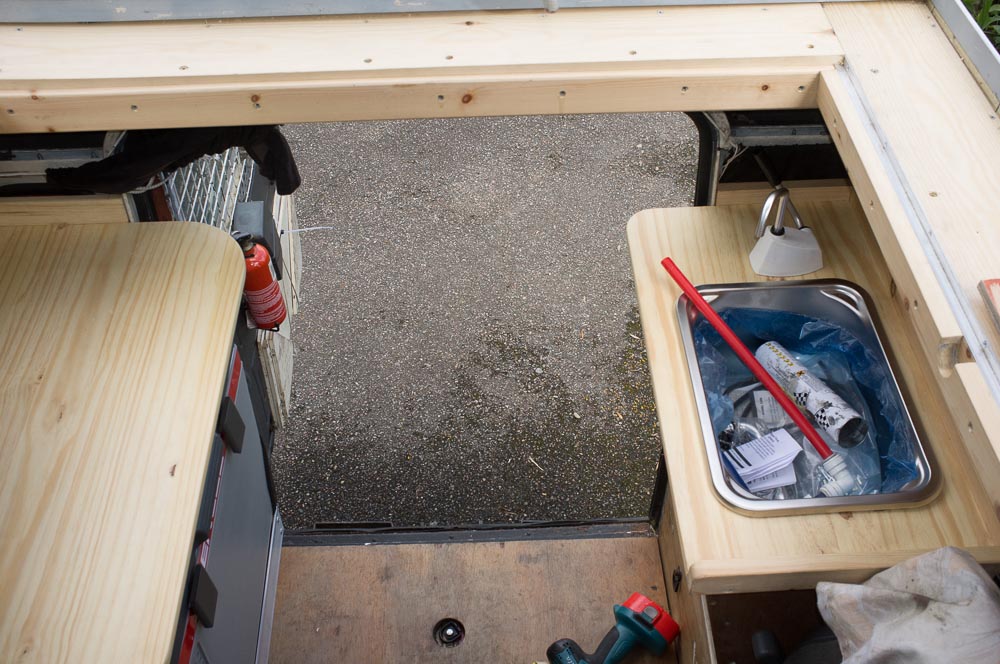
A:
[{"xmin": 677, "ymin": 279, "xmax": 936, "ymax": 515}]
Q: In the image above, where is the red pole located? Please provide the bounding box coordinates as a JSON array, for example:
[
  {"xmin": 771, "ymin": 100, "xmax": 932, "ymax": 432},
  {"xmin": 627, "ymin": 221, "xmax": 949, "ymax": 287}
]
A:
[{"xmin": 661, "ymin": 257, "xmax": 833, "ymax": 460}]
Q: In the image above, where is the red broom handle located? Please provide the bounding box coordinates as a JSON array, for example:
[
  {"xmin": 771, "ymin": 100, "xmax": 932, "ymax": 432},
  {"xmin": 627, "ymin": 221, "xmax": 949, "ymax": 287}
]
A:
[{"xmin": 661, "ymin": 257, "xmax": 833, "ymax": 460}]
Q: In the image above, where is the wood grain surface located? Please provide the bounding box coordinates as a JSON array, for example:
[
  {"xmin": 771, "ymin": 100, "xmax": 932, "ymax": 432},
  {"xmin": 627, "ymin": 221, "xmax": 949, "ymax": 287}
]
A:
[
  {"xmin": 823, "ymin": 1, "xmax": 1000, "ymax": 367},
  {"xmin": 1, "ymin": 5, "xmax": 839, "ymax": 81},
  {"xmin": 714, "ymin": 179, "xmax": 854, "ymax": 207},
  {"xmin": 0, "ymin": 5, "xmax": 839, "ymax": 132},
  {"xmin": 628, "ymin": 201, "xmax": 1000, "ymax": 594},
  {"xmin": 0, "ymin": 222, "xmax": 244, "ymax": 663},
  {"xmin": 270, "ymin": 537, "xmax": 670, "ymax": 663},
  {"xmin": 819, "ymin": 1, "xmax": 1000, "ymax": 514},
  {"xmin": 659, "ymin": 495, "xmax": 716, "ymax": 664},
  {"xmin": 815, "ymin": 71, "xmax": 1000, "ymax": 511},
  {"xmin": 815, "ymin": 71, "xmax": 963, "ymax": 373},
  {"xmin": 0, "ymin": 195, "xmax": 128, "ymax": 226}
]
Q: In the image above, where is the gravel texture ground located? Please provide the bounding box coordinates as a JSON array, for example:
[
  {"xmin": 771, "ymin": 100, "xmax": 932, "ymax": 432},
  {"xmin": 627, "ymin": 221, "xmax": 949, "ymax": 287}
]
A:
[{"xmin": 272, "ymin": 114, "xmax": 697, "ymax": 530}]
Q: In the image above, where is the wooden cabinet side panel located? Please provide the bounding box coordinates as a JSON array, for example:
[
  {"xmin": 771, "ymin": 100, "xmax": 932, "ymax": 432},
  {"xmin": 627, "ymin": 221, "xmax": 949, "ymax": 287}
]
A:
[{"xmin": 658, "ymin": 494, "xmax": 716, "ymax": 664}]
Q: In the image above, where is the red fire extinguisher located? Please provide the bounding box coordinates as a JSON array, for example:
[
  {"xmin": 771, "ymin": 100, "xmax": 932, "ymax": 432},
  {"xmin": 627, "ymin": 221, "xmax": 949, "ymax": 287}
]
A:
[{"xmin": 234, "ymin": 232, "xmax": 287, "ymax": 330}]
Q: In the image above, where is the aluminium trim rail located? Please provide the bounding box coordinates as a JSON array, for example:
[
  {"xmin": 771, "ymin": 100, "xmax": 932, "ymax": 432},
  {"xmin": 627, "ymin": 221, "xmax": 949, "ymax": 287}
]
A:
[{"xmin": 0, "ymin": 0, "xmax": 871, "ymax": 23}]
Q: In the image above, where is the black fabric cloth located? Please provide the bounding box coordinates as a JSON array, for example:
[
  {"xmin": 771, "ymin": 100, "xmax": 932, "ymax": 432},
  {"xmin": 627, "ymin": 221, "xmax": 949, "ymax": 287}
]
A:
[{"xmin": 46, "ymin": 125, "xmax": 301, "ymax": 195}]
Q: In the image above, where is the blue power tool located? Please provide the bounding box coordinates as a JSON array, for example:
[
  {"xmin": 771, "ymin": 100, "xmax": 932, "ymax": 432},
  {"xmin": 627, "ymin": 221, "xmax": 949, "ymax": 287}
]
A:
[{"xmin": 545, "ymin": 593, "xmax": 680, "ymax": 664}]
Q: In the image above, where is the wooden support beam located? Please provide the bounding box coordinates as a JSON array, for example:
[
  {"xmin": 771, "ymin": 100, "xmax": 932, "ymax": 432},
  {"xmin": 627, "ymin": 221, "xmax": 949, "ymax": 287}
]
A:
[
  {"xmin": 714, "ymin": 178, "xmax": 854, "ymax": 206},
  {"xmin": 823, "ymin": 1, "xmax": 1000, "ymax": 373},
  {"xmin": 822, "ymin": 0, "xmax": 1000, "ymax": 515},
  {"xmin": 0, "ymin": 68, "xmax": 824, "ymax": 133},
  {"xmin": 0, "ymin": 5, "xmax": 842, "ymax": 132},
  {"xmin": 815, "ymin": 71, "xmax": 962, "ymax": 370}
]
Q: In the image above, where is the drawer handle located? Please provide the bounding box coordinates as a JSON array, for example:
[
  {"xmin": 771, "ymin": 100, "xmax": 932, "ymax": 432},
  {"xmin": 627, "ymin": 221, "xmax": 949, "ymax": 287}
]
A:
[
  {"xmin": 216, "ymin": 396, "xmax": 245, "ymax": 454},
  {"xmin": 189, "ymin": 564, "xmax": 218, "ymax": 629}
]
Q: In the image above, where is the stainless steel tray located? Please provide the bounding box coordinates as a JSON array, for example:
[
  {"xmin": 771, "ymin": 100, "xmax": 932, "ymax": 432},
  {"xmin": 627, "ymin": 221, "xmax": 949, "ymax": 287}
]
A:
[{"xmin": 676, "ymin": 279, "xmax": 936, "ymax": 515}]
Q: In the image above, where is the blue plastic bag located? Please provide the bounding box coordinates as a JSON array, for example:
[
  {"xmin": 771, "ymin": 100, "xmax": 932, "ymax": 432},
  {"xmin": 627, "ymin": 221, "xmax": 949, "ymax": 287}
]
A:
[{"xmin": 693, "ymin": 308, "xmax": 919, "ymax": 497}]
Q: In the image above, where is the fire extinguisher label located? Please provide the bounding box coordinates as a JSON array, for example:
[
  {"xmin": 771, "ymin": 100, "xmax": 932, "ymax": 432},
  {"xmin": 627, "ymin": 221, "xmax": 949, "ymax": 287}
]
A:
[{"xmin": 246, "ymin": 281, "xmax": 286, "ymax": 328}]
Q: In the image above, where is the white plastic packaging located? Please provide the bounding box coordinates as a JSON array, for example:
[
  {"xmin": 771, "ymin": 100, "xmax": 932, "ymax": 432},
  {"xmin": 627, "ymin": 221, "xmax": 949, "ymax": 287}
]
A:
[{"xmin": 755, "ymin": 341, "xmax": 868, "ymax": 447}]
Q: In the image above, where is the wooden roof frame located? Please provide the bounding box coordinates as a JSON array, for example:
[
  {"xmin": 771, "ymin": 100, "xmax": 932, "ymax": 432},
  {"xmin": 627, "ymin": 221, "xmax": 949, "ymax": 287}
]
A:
[{"xmin": 0, "ymin": 4, "xmax": 839, "ymax": 130}]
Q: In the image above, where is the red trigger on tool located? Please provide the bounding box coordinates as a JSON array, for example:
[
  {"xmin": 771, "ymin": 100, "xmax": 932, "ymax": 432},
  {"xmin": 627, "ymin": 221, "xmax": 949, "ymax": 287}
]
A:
[{"xmin": 622, "ymin": 592, "xmax": 680, "ymax": 643}]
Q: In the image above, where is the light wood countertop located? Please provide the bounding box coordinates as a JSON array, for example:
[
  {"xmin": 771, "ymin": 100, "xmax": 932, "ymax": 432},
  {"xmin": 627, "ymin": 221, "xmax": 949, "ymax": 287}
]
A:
[
  {"xmin": 0, "ymin": 222, "xmax": 244, "ymax": 662},
  {"xmin": 628, "ymin": 200, "xmax": 1000, "ymax": 594}
]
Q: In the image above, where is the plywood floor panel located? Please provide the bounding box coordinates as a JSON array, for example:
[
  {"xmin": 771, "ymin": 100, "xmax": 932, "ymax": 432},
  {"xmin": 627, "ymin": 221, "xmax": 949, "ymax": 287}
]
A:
[{"xmin": 271, "ymin": 537, "xmax": 671, "ymax": 663}]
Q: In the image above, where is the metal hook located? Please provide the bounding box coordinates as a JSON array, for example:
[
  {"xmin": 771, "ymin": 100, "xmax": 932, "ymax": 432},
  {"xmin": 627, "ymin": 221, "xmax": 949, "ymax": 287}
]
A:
[{"xmin": 755, "ymin": 186, "xmax": 804, "ymax": 238}]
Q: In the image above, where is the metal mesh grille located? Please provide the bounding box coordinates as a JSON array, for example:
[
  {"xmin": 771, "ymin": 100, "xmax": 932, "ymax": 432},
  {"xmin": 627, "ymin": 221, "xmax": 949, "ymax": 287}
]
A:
[{"xmin": 163, "ymin": 148, "xmax": 255, "ymax": 231}]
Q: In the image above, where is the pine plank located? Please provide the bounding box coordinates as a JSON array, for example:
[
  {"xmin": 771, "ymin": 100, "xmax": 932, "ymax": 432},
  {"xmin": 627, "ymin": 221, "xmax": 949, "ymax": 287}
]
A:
[
  {"xmin": 823, "ymin": 0, "xmax": 1000, "ymax": 517},
  {"xmin": 0, "ymin": 222, "xmax": 244, "ymax": 663},
  {"xmin": 0, "ymin": 195, "xmax": 128, "ymax": 226},
  {"xmin": 0, "ymin": 5, "xmax": 840, "ymax": 132}
]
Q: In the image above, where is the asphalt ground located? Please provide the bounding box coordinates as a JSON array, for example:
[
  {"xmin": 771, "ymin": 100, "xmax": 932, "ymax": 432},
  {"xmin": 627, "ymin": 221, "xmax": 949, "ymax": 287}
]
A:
[{"xmin": 272, "ymin": 114, "xmax": 698, "ymax": 530}]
